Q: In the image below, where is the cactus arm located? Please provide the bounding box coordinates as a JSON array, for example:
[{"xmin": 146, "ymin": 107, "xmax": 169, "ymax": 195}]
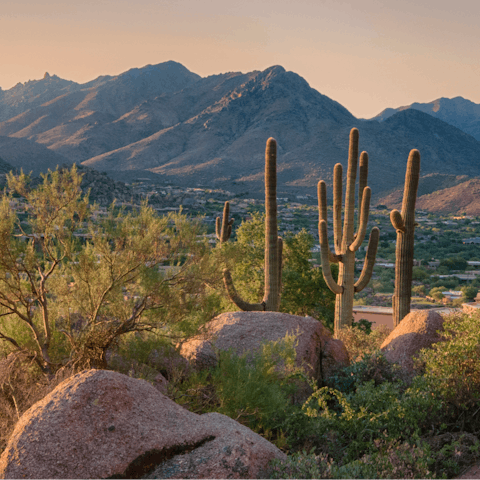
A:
[
  {"xmin": 390, "ymin": 210, "xmax": 405, "ymax": 232},
  {"xmin": 223, "ymin": 269, "xmax": 265, "ymax": 311},
  {"xmin": 319, "ymin": 220, "xmax": 343, "ymax": 294},
  {"xmin": 354, "ymin": 226, "xmax": 380, "ymax": 293},
  {"xmin": 401, "ymin": 150, "xmax": 421, "ymax": 220},
  {"xmin": 358, "ymin": 152, "xmax": 368, "ymax": 211},
  {"xmin": 350, "ymin": 186, "xmax": 371, "ymax": 252},
  {"xmin": 333, "ymin": 163, "xmax": 343, "ymax": 254},
  {"xmin": 343, "ymin": 128, "xmax": 359, "ymax": 247},
  {"xmin": 318, "ymin": 181, "xmax": 327, "ymax": 223},
  {"xmin": 277, "ymin": 236, "xmax": 283, "ymax": 300},
  {"xmin": 216, "ymin": 201, "xmax": 233, "ymax": 243}
]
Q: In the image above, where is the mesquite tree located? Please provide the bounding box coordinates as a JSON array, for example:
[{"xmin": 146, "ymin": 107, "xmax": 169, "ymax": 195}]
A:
[
  {"xmin": 390, "ymin": 149, "xmax": 421, "ymax": 326},
  {"xmin": 223, "ymin": 138, "xmax": 283, "ymax": 311},
  {"xmin": 318, "ymin": 128, "xmax": 379, "ymax": 334}
]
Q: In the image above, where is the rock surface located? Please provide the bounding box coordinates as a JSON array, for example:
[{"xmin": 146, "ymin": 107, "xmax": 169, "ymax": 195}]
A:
[
  {"xmin": 145, "ymin": 413, "xmax": 284, "ymax": 479},
  {"xmin": 0, "ymin": 369, "xmax": 285, "ymax": 479},
  {"xmin": 179, "ymin": 311, "xmax": 349, "ymax": 382},
  {"xmin": 380, "ymin": 309, "xmax": 445, "ymax": 375}
]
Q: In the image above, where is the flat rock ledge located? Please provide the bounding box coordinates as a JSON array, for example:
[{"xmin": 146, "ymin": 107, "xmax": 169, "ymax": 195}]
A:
[{"xmin": 0, "ymin": 369, "xmax": 285, "ymax": 479}]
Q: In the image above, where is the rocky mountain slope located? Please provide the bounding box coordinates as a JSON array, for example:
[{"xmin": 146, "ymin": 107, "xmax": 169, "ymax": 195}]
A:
[
  {"xmin": 372, "ymin": 96, "xmax": 480, "ymax": 141},
  {"xmin": 379, "ymin": 175, "xmax": 480, "ymax": 215},
  {"xmin": 1, "ymin": 62, "xmax": 480, "ymax": 200}
]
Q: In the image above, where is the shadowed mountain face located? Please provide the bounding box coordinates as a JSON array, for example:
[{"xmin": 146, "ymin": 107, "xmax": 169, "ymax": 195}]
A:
[
  {"xmin": 372, "ymin": 96, "xmax": 480, "ymax": 141},
  {"xmin": 1, "ymin": 62, "xmax": 480, "ymax": 199}
]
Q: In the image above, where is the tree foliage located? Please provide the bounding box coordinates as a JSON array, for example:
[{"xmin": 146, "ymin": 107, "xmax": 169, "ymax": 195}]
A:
[
  {"xmin": 0, "ymin": 167, "xmax": 216, "ymax": 375},
  {"xmin": 221, "ymin": 213, "xmax": 335, "ymax": 330}
]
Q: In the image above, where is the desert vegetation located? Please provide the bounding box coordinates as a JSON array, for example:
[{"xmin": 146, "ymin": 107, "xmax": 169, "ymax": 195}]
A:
[{"xmin": 1, "ymin": 163, "xmax": 480, "ymax": 478}]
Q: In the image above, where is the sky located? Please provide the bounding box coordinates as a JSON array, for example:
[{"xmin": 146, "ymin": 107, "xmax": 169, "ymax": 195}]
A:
[{"xmin": 1, "ymin": 0, "xmax": 479, "ymax": 118}]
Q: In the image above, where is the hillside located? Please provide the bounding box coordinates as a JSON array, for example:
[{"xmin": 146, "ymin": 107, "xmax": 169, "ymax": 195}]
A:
[
  {"xmin": 1, "ymin": 62, "xmax": 480, "ymax": 200},
  {"xmin": 372, "ymin": 96, "xmax": 480, "ymax": 141},
  {"xmin": 379, "ymin": 177, "xmax": 480, "ymax": 215}
]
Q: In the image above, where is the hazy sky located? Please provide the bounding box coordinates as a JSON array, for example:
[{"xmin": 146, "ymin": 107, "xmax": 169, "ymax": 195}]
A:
[{"xmin": 1, "ymin": 0, "xmax": 479, "ymax": 118}]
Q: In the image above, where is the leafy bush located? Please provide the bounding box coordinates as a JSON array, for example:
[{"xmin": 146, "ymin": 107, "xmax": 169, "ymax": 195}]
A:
[
  {"xmin": 267, "ymin": 439, "xmax": 434, "ymax": 479},
  {"xmin": 212, "ymin": 334, "xmax": 306, "ymax": 434},
  {"xmin": 416, "ymin": 311, "xmax": 480, "ymax": 425},
  {"xmin": 301, "ymin": 379, "xmax": 443, "ymax": 463},
  {"xmin": 325, "ymin": 351, "xmax": 401, "ymax": 394},
  {"xmin": 267, "ymin": 449, "xmax": 334, "ymax": 479}
]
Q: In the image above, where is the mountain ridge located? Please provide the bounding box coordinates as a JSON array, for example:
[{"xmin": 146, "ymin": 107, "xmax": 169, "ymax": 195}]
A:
[
  {"xmin": 1, "ymin": 62, "xmax": 479, "ymax": 202},
  {"xmin": 372, "ymin": 96, "xmax": 480, "ymax": 141}
]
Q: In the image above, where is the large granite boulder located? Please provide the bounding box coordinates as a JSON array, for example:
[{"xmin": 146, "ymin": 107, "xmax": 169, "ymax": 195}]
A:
[
  {"xmin": 380, "ymin": 310, "xmax": 445, "ymax": 377},
  {"xmin": 179, "ymin": 311, "xmax": 349, "ymax": 382},
  {"xmin": 0, "ymin": 369, "xmax": 285, "ymax": 479}
]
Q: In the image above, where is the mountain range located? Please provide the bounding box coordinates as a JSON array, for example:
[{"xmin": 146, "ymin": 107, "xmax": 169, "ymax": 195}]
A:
[
  {"xmin": 1, "ymin": 62, "xmax": 480, "ymax": 205},
  {"xmin": 371, "ymin": 97, "xmax": 480, "ymax": 142}
]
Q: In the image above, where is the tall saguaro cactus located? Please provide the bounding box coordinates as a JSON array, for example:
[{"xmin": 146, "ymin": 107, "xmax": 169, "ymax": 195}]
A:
[
  {"xmin": 223, "ymin": 137, "xmax": 283, "ymax": 311},
  {"xmin": 216, "ymin": 201, "xmax": 234, "ymax": 243},
  {"xmin": 318, "ymin": 128, "xmax": 380, "ymax": 334},
  {"xmin": 390, "ymin": 149, "xmax": 421, "ymax": 326}
]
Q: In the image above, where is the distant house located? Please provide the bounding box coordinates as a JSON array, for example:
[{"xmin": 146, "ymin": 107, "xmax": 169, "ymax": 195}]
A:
[{"xmin": 463, "ymin": 237, "xmax": 480, "ymax": 244}]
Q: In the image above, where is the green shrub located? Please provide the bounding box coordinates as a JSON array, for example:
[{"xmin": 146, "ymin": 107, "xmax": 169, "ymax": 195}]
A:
[
  {"xmin": 301, "ymin": 379, "xmax": 443, "ymax": 463},
  {"xmin": 415, "ymin": 311, "xmax": 480, "ymax": 428},
  {"xmin": 267, "ymin": 440, "xmax": 434, "ymax": 479},
  {"xmin": 267, "ymin": 449, "xmax": 333, "ymax": 479},
  {"xmin": 325, "ymin": 351, "xmax": 401, "ymax": 394},
  {"xmin": 212, "ymin": 333, "xmax": 306, "ymax": 435}
]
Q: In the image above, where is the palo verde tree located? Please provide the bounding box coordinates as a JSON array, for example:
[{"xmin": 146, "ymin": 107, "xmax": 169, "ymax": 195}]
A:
[
  {"xmin": 54, "ymin": 203, "xmax": 210, "ymax": 370},
  {"xmin": 0, "ymin": 166, "xmax": 90, "ymax": 376},
  {"xmin": 0, "ymin": 167, "xmax": 212, "ymax": 376},
  {"xmin": 318, "ymin": 128, "xmax": 379, "ymax": 335}
]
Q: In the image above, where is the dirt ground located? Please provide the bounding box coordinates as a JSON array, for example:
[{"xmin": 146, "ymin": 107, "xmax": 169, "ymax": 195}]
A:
[{"xmin": 457, "ymin": 461, "xmax": 480, "ymax": 478}]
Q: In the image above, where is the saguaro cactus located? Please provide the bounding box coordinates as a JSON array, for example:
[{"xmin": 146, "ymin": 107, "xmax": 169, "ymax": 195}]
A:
[
  {"xmin": 223, "ymin": 137, "xmax": 283, "ymax": 311},
  {"xmin": 216, "ymin": 201, "xmax": 234, "ymax": 243},
  {"xmin": 318, "ymin": 128, "xmax": 380, "ymax": 334},
  {"xmin": 390, "ymin": 149, "xmax": 421, "ymax": 326}
]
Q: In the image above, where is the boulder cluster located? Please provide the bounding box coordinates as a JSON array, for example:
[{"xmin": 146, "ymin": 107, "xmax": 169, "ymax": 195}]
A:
[{"xmin": 0, "ymin": 309, "xmax": 446, "ymax": 478}]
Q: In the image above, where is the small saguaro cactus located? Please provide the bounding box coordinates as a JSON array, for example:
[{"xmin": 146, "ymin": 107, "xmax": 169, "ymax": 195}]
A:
[
  {"xmin": 390, "ymin": 149, "xmax": 421, "ymax": 327},
  {"xmin": 318, "ymin": 128, "xmax": 380, "ymax": 334},
  {"xmin": 216, "ymin": 201, "xmax": 234, "ymax": 243},
  {"xmin": 223, "ymin": 137, "xmax": 283, "ymax": 311}
]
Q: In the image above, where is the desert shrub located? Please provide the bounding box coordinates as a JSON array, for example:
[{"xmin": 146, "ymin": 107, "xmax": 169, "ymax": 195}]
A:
[
  {"xmin": 415, "ymin": 311, "xmax": 480, "ymax": 431},
  {"xmin": 0, "ymin": 352, "xmax": 77, "ymax": 455},
  {"xmin": 423, "ymin": 432, "xmax": 480, "ymax": 478},
  {"xmin": 170, "ymin": 333, "xmax": 308, "ymax": 449},
  {"xmin": 267, "ymin": 449, "xmax": 334, "ymax": 479},
  {"xmin": 334, "ymin": 439, "xmax": 434, "ymax": 479},
  {"xmin": 267, "ymin": 439, "xmax": 434, "ymax": 479},
  {"xmin": 325, "ymin": 351, "xmax": 401, "ymax": 394},
  {"xmin": 417, "ymin": 311, "xmax": 480, "ymax": 407},
  {"xmin": 300, "ymin": 379, "xmax": 443, "ymax": 463},
  {"xmin": 335, "ymin": 324, "xmax": 392, "ymax": 362},
  {"xmin": 211, "ymin": 334, "xmax": 306, "ymax": 434}
]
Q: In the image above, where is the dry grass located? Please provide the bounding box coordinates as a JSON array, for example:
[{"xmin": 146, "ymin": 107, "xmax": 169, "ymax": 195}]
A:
[
  {"xmin": 0, "ymin": 351, "xmax": 78, "ymax": 455},
  {"xmin": 336, "ymin": 325, "xmax": 392, "ymax": 362}
]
